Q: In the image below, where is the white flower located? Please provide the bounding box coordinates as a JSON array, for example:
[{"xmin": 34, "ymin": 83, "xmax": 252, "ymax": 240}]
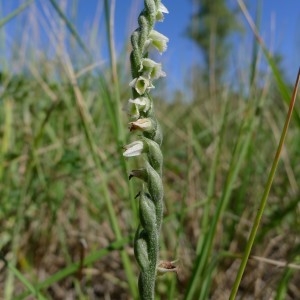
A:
[
  {"xmin": 156, "ymin": 3, "xmax": 169, "ymax": 22},
  {"xmin": 129, "ymin": 97, "xmax": 151, "ymax": 112},
  {"xmin": 139, "ymin": 58, "xmax": 166, "ymax": 80},
  {"xmin": 123, "ymin": 140, "xmax": 144, "ymax": 157},
  {"xmin": 147, "ymin": 30, "xmax": 169, "ymax": 54},
  {"xmin": 125, "ymin": 97, "xmax": 151, "ymax": 119},
  {"xmin": 129, "ymin": 76, "xmax": 154, "ymax": 95},
  {"xmin": 124, "ymin": 100, "xmax": 140, "ymax": 119},
  {"xmin": 129, "ymin": 118, "xmax": 153, "ymax": 132}
]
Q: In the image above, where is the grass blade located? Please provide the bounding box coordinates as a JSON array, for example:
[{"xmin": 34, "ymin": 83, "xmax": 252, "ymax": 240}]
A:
[
  {"xmin": 0, "ymin": 0, "xmax": 34, "ymax": 28},
  {"xmin": 2, "ymin": 259, "xmax": 47, "ymax": 300}
]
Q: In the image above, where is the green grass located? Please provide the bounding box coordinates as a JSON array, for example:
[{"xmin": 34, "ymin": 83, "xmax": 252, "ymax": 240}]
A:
[{"xmin": 1, "ymin": 1, "xmax": 300, "ymax": 299}]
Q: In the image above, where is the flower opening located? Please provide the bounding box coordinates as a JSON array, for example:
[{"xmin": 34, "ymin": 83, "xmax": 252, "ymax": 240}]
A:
[{"xmin": 129, "ymin": 76, "xmax": 154, "ymax": 95}]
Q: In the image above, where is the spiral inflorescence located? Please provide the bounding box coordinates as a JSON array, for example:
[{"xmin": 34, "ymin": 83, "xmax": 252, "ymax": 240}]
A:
[{"xmin": 123, "ymin": 0, "xmax": 169, "ymax": 298}]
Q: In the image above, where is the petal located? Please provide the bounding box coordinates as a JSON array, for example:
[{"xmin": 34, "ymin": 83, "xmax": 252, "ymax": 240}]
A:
[
  {"xmin": 129, "ymin": 97, "xmax": 151, "ymax": 113},
  {"xmin": 156, "ymin": 3, "xmax": 169, "ymax": 21},
  {"xmin": 123, "ymin": 140, "xmax": 144, "ymax": 157},
  {"xmin": 142, "ymin": 58, "xmax": 159, "ymax": 68},
  {"xmin": 151, "ymin": 64, "xmax": 166, "ymax": 80},
  {"xmin": 159, "ymin": 3, "xmax": 169, "ymax": 14}
]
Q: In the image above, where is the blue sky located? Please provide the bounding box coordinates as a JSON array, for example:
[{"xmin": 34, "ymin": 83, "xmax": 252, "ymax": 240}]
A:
[
  {"xmin": 113, "ymin": 0, "xmax": 300, "ymax": 88},
  {"xmin": 2, "ymin": 1, "xmax": 300, "ymax": 91},
  {"xmin": 80, "ymin": 0, "xmax": 300, "ymax": 88}
]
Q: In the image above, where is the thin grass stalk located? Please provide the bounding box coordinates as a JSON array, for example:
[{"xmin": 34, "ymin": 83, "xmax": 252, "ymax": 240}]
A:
[
  {"xmin": 104, "ymin": 0, "xmax": 118, "ymax": 98},
  {"xmin": 4, "ymin": 157, "xmax": 35, "ymax": 300},
  {"xmin": 199, "ymin": 255, "xmax": 219, "ymax": 300},
  {"xmin": 48, "ymin": 0, "xmax": 91, "ymax": 59},
  {"xmin": 0, "ymin": 0, "xmax": 34, "ymax": 28},
  {"xmin": 275, "ymin": 268, "xmax": 293, "ymax": 300},
  {"xmin": 4, "ymin": 94, "xmax": 57, "ymax": 299},
  {"xmin": 249, "ymin": 0, "xmax": 262, "ymax": 88},
  {"xmin": 0, "ymin": 1, "xmax": 7, "ymax": 70},
  {"xmin": 238, "ymin": 0, "xmax": 300, "ymax": 127},
  {"xmin": 103, "ymin": 0, "xmax": 138, "ymax": 224},
  {"xmin": 70, "ymin": 0, "xmax": 78, "ymax": 51},
  {"xmin": 167, "ymin": 122, "xmax": 194, "ymax": 299},
  {"xmin": 2, "ymin": 257, "xmax": 47, "ymax": 300},
  {"xmin": 229, "ymin": 67, "xmax": 300, "ymax": 300},
  {"xmin": 89, "ymin": 2, "xmax": 103, "ymax": 49},
  {"xmin": 63, "ymin": 60, "xmax": 138, "ymax": 298},
  {"xmin": 0, "ymin": 100, "xmax": 12, "ymax": 181},
  {"xmin": 196, "ymin": 95, "xmax": 229, "ymax": 255}
]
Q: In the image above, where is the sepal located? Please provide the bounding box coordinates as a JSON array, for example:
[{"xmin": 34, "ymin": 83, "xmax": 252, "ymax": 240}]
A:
[
  {"xmin": 156, "ymin": 2, "xmax": 169, "ymax": 22},
  {"xmin": 139, "ymin": 192, "xmax": 157, "ymax": 232},
  {"xmin": 134, "ymin": 229, "xmax": 150, "ymax": 271}
]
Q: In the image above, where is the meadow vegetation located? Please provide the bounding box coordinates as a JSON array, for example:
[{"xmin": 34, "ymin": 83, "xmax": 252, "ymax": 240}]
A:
[{"xmin": 0, "ymin": 1, "xmax": 300, "ymax": 299}]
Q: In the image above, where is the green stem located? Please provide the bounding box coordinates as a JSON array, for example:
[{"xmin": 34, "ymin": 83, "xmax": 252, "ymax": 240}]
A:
[{"xmin": 0, "ymin": 0, "xmax": 34, "ymax": 28}]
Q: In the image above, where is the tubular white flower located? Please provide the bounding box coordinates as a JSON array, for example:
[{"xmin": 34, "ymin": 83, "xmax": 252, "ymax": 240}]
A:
[
  {"xmin": 156, "ymin": 3, "xmax": 169, "ymax": 22},
  {"xmin": 140, "ymin": 58, "xmax": 166, "ymax": 81},
  {"xmin": 147, "ymin": 30, "xmax": 169, "ymax": 54},
  {"xmin": 129, "ymin": 118, "xmax": 153, "ymax": 132},
  {"xmin": 123, "ymin": 140, "xmax": 144, "ymax": 157},
  {"xmin": 130, "ymin": 97, "xmax": 151, "ymax": 112},
  {"xmin": 125, "ymin": 97, "xmax": 151, "ymax": 119},
  {"xmin": 129, "ymin": 76, "xmax": 154, "ymax": 95},
  {"xmin": 125, "ymin": 101, "xmax": 140, "ymax": 119}
]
